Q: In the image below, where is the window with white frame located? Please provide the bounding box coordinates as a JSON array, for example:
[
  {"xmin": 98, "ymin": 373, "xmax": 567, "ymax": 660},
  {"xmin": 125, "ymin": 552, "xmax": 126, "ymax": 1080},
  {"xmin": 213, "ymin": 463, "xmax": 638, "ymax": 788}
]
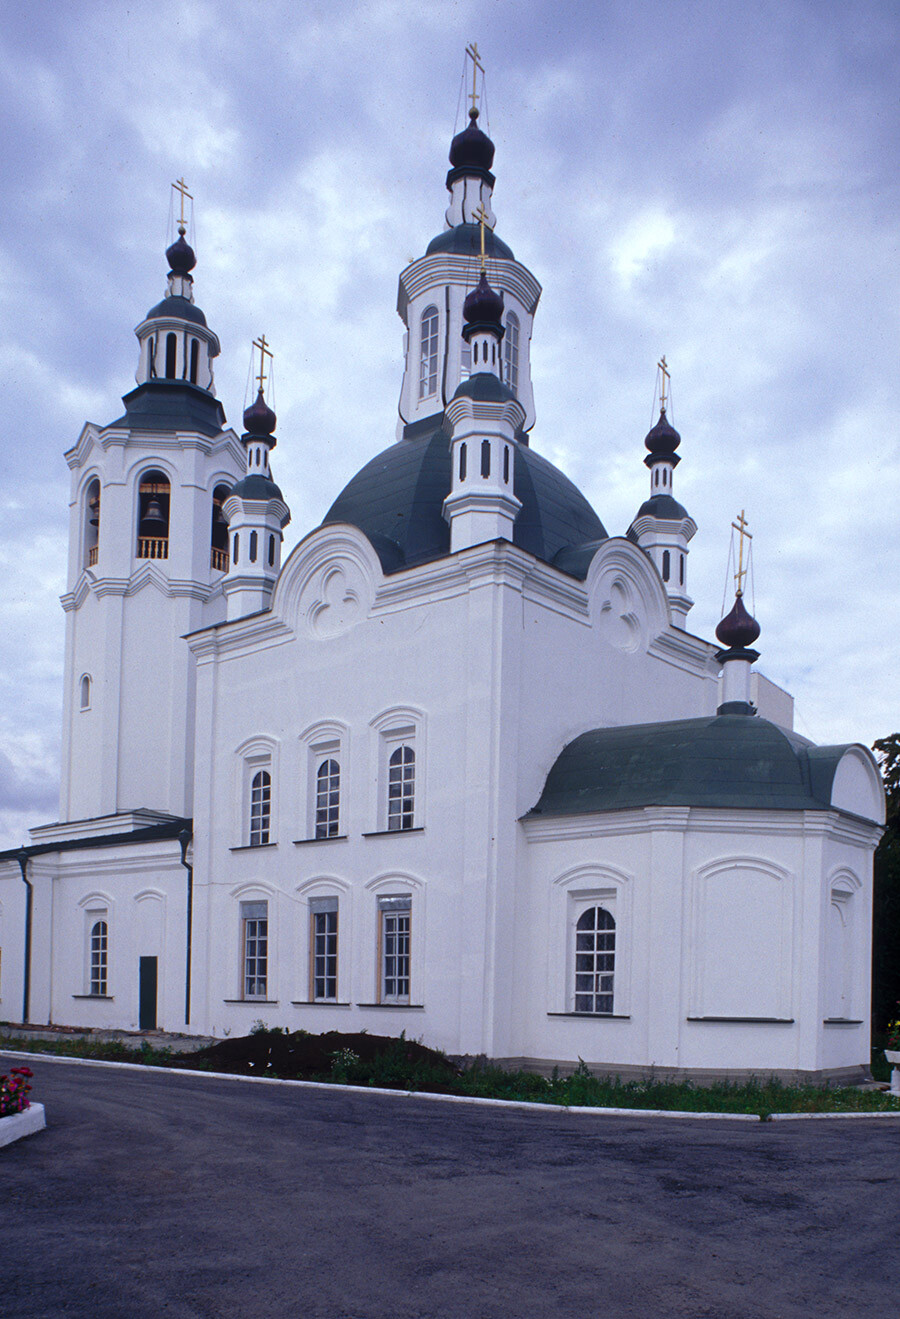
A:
[
  {"xmin": 573, "ymin": 906, "xmax": 616, "ymax": 1014},
  {"xmin": 310, "ymin": 896, "xmax": 338, "ymax": 1001},
  {"xmin": 89, "ymin": 916, "xmax": 108, "ymax": 996},
  {"xmin": 315, "ymin": 759, "xmax": 341, "ymax": 839},
  {"xmin": 387, "ymin": 745, "xmax": 415, "ymax": 831},
  {"xmin": 241, "ymin": 900, "xmax": 268, "ymax": 999},
  {"xmin": 379, "ymin": 895, "xmax": 411, "ymax": 1003},
  {"xmin": 249, "ymin": 769, "xmax": 271, "ymax": 846},
  {"xmin": 504, "ymin": 311, "xmax": 520, "ymax": 395},
  {"xmin": 418, "ymin": 305, "xmax": 439, "ymax": 399}
]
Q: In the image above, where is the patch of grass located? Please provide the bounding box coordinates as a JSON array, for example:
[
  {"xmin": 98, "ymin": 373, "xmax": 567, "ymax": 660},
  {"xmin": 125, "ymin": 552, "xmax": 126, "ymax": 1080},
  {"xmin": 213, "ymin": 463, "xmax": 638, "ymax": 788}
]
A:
[{"xmin": 3, "ymin": 1028, "xmax": 899, "ymax": 1117}]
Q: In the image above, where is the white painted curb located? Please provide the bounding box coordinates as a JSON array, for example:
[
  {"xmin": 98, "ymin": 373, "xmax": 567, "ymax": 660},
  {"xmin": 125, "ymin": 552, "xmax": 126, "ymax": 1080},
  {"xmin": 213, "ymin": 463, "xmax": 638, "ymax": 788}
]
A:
[
  {"xmin": 2, "ymin": 1049, "xmax": 898, "ymax": 1122},
  {"xmin": 0, "ymin": 1102, "xmax": 46, "ymax": 1148}
]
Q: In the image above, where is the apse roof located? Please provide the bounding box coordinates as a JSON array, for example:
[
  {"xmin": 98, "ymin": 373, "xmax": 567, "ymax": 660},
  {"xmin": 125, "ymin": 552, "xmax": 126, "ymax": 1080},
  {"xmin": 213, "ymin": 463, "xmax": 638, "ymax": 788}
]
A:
[
  {"xmin": 323, "ymin": 414, "xmax": 607, "ymax": 578},
  {"xmin": 527, "ymin": 715, "xmax": 856, "ymax": 817}
]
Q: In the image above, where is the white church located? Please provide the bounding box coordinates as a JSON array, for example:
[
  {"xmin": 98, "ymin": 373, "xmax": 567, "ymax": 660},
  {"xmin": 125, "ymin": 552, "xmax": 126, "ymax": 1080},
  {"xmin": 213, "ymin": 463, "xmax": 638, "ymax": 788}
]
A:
[{"xmin": 0, "ymin": 86, "xmax": 885, "ymax": 1082}]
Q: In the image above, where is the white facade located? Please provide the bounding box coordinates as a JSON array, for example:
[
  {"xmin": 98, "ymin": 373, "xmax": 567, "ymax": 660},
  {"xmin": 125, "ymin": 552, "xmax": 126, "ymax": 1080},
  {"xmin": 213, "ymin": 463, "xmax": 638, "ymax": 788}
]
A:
[{"xmin": 0, "ymin": 108, "xmax": 884, "ymax": 1082}]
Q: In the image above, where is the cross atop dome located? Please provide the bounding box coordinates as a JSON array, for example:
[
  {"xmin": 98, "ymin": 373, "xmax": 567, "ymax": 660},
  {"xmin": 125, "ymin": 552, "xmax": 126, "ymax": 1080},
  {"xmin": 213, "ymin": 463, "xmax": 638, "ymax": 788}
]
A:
[{"xmin": 465, "ymin": 41, "xmax": 484, "ymax": 118}]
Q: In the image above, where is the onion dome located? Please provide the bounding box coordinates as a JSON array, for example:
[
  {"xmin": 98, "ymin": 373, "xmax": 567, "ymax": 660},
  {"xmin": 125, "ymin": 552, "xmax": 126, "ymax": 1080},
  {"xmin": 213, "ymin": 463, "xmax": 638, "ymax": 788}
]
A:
[
  {"xmin": 644, "ymin": 409, "xmax": 681, "ymax": 457},
  {"xmin": 716, "ymin": 592, "xmax": 761, "ymax": 650},
  {"xmin": 243, "ymin": 389, "xmax": 276, "ymax": 437},
  {"xmin": 449, "ymin": 107, "xmax": 495, "ymax": 173},
  {"xmin": 166, "ymin": 226, "xmax": 196, "ymax": 276},
  {"xmin": 463, "ymin": 271, "xmax": 504, "ymax": 331}
]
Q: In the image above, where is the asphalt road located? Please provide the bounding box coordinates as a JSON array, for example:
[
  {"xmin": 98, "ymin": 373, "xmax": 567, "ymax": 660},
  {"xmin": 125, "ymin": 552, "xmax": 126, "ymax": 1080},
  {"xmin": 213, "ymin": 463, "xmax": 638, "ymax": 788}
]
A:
[{"xmin": 2, "ymin": 1054, "xmax": 898, "ymax": 1319}]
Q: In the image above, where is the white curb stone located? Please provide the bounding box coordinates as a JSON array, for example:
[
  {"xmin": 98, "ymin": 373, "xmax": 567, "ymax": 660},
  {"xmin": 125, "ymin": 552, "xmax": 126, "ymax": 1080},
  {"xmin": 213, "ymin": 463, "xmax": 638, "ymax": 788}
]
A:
[{"xmin": 0, "ymin": 1103, "xmax": 46, "ymax": 1148}]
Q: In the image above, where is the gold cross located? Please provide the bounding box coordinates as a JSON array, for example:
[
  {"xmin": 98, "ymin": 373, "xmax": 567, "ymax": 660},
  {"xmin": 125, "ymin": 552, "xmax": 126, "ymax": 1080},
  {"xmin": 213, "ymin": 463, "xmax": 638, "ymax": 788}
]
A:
[
  {"xmin": 172, "ymin": 178, "xmax": 193, "ymax": 229},
  {"xmin": 253, "ymin": 335, "xmax": 273, "ymax": 393},
  {"xmin": 466, "ymin": 42, "xmax": 484, "ymax": 114},
  {"xmin": 731, "ymin": 509, "xmax": 752, "ymax": 595},
  {"xmin": 474, "ymin": 202, "xmax": 491, "ymax": 271},
  {"xmin": 658, "ymin": 355, "xmax": 670, "ymax": 412}
]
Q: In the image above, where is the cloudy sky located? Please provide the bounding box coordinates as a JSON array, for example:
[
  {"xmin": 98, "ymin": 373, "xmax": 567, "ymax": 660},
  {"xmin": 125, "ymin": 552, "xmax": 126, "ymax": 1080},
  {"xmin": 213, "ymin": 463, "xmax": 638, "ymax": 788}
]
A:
[{"xmin": 0, "ymin": 0, "xmax": 897, "ymax": 847}]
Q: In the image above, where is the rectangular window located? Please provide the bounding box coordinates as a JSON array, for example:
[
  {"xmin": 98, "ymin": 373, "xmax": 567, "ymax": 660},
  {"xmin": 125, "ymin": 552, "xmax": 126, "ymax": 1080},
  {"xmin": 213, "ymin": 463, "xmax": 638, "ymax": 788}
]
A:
[
  {"xmin": 379, "ymin": 895, "xmax": 411, "ymax": 1004},
  {"xmin": 310, "ymin": 897, "xmax": 338, "ymax": 1001},
  {"xmin": 241, "ymin": 900, "xmax": 268, "ymax": 999}
]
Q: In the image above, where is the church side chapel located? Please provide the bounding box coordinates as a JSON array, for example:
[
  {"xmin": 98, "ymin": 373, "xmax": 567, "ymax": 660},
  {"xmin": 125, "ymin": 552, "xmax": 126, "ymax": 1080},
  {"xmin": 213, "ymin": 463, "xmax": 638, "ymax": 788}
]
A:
[{"xmin": 0, "ymin": 51, "xmax": 885, "ymax": 1082}]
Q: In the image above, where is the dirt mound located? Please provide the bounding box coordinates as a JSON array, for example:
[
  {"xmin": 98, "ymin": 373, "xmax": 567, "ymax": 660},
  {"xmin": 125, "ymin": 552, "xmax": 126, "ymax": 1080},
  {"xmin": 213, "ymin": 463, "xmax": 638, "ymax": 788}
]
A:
[{"xmin": 172, "ymin": 1028, "xmax": 459, "ymax": 1083}]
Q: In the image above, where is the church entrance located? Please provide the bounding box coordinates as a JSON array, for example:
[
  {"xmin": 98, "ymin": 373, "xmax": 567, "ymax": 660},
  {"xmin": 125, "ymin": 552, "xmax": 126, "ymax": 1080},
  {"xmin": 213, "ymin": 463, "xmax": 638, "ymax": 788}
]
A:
[{"xmin": 139, "ymin": 957, "xmax": 158, "ymax": 1031}]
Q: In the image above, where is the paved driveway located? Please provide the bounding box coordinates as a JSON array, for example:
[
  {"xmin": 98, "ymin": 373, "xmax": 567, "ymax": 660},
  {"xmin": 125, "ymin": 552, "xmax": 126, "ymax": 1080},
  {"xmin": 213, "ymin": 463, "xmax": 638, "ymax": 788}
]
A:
[{"xmin": 2, "ymin": 1054, "xmax": 897, "ymax": 1319}]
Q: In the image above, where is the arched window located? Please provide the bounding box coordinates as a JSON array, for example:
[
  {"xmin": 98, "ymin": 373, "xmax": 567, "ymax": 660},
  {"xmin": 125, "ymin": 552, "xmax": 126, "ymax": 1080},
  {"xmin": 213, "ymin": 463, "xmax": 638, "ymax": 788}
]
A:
[
  {"xmin": 165, "ymin": 333, "xmax": 177, "ymax": 378},
  {"xmin": 90, "ymin": 920, "xmax": 108, "ymax": 996},
  {"xmin": 662, "ymin": 550, "xmax": 670, "ymax": 582},
  {"xmin": 233, "ymin": 532, "xmax": 240, "ymax": 566},
  {"xmin": 315, "ymin": 759, "xmax": 341, "ymax": 839},
  {"xmin": 268, "ymin": 535, "xmax": 275, "ymax": 567},
  {"xmin": 210, "ymin": 484, "xmax": 230, "ymax": 572},
  {"xmin": 387, "ymin": 745, "xmax": 415, "ymax": 831},
  {"xmin": 459, "ymin": 443, "xmax": 467, "ymax": 482},
  {"xmin": 249, "ymin": 530, "xmax": 258, "ymax": 563},
  {"xmin": 574, "ymin": 907, "xmax": 615, "ymax": 1013},
  {"xmin": 504, "ymin": 312, "xmax": 520, "ymax": 395},
  {"xmin": 418, "ymin": 306, "xmax": 439, "ymax": 400},
  {"xmin": 249, "ymin": 770, "xmax": 271, "ymax": 846},
  {"xmin": 84, "ymin": 478, "xmax": 101, "ymax": 567},
  {"xmin": 137, "ymin": 471, "xmax": 170, "ymax": 560},
  {"xmin": 503, "ymin": 445, "xmax": 510, "ymax": 484},
  {"xmin": 79, "ymin": 674, "xmax": 92, "ymax": 711},
  {"xmin": 679, "ymin": 554, "xmax": 685, "ymax": 586},
  {"xmin": 481, "ymin": 439, "xmax": 491, "ymax": 478},
  {"xmin": 189, "ymin": 339, "xmax": 199, "ymax": 384}
]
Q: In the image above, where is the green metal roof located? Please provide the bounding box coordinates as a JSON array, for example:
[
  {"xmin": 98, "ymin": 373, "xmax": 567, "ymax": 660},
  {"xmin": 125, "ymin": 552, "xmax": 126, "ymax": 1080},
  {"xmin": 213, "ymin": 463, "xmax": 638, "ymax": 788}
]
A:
[{"xmin": 527, "ymin": 715, "xmax": 855, "ymax": 817}]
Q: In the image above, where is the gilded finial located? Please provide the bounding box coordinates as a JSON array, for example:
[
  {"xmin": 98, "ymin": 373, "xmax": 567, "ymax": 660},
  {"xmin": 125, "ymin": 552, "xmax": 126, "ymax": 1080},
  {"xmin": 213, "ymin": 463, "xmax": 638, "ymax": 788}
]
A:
[
  {"xmin": 172, "ymin": 177, "xmax": 193, "ymax": 234},
  {"xmin": 657, "ymin": 355, "xmax": 670, "ymax": 413},
  {"xmin": 253, "ymin": 335, "xmax": 273, "ymax": 394},
  {"xmin": 465, "ymin": 42, "xmax": 484, "ymax": 117},
  {"xmin": 474, "ymin": 201, "xmax": 491, "ymax": 272},
  {"xmin": 731, "ymin": 510, "xmax": 752, "ymax": 595}
]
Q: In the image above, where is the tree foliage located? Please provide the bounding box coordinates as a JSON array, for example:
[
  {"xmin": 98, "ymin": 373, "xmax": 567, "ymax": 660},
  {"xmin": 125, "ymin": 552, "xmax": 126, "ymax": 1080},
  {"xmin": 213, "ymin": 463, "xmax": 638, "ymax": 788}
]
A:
[{"xmin": 872, "ymin": 735, "xmax": 900, "ymax": 1030}]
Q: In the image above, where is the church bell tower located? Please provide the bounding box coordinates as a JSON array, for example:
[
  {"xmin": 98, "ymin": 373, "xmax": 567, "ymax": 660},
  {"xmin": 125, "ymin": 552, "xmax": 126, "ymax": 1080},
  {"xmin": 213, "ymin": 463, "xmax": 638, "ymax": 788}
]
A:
[{"xmin": 58, "ymin": 183, "xmax": 244, "ymax": 825}]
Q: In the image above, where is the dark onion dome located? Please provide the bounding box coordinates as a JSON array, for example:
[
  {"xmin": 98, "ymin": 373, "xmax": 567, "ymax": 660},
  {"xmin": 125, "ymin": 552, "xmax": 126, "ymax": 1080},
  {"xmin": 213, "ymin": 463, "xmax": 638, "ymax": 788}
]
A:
[
  {"xmin": 228, "ymin": 472, "xmax": 285, "ymax": 502},
  {"xmin": 644, "ymin": 408, "xmax": 681, "ymax": 458},
  {"xmin": 463, "ymin": 271, "xmax": 504, "ymax": 332},
  {"xmin": 525, "ymin": 716, "xmax": 865, "ymax": 818},
  {"xmin": 449, "ymin": 107, "xmax": 495, "ymax": 172},
  {"xmin": 716, "ymin": 591, "xmax": 761, "ymax": 650},
  {"xmin": 144, "ymin": 294, "xmax": 207, "ymax": 326},
  {"xmin": 166, "ymin": 226, "xmax": 197, "ymax": 275},
  {"xmin": 426, "ymin": 224, "xmax": 515, "ymax": 261},
  {"xmin": 243, "ymin": 388, "xmax": 276, "ymax": 437},
  {"xmin": 323, "ymin": 417, "xmax": 607, "ymax": 578}
]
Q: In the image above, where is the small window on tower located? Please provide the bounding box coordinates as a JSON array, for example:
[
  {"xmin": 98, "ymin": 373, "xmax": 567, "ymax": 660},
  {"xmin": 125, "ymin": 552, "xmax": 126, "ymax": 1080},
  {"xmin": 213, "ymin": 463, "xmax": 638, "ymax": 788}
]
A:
[
  {"xmin": 79, "ymin": 674, "xmax": 92, "ymax": 711},
  {"xmin": 268, "ymin": 534, "xmax": 275, "ymax": 567},
  {"xmin": 165, "ymin": 333, "xmax": 177, "ymax": 378},
  {"xmin": 662, "ymin": 550, "xmax": 670, "ymax": 582},
  {"xmin": 504, "ymin": 312, "xmax": 520, "ymax": 395},
  {"xmin": 84, "ymin": 478, "xmax": 101, "ymax": 567},
  {"xmin": 459, "ymin": 443, "xmax": 467, "ymax": 482},
  {"xmin": 418, "ymin": 306, "xmax": 439, "ymax": 400},
  {"xmin": 249, "ymin": 530, "xmax": 258, "ymax": 563},
  {"xmin": 481, "ymin": 440, "xmax": 491, "ymax": 478},
  {"xmin": 189, "ymin": 339, "xmax": 199, "ymax": 384}
]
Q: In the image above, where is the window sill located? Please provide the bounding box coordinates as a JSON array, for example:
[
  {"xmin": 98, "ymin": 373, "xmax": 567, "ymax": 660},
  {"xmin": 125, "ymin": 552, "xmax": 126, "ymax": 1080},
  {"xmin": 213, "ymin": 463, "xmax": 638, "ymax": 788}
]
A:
[
  {"xmin": 361, "ymin": 828, "xmax": 424, "ymax": 838},
  {"xmin": 291, "ymin": 1000, "xmax": 351, "ymax": 1007},
  {"xmin": 292, "ymin": 835, "xmax": 348, "ymax": 846},
  {"xmin": 547, "ymin": 1012, "xmax": 631, "ymax": 1019},
  {"xmin": 685, "ymin": 1016, "xmax": 795, "ymax": 1024},
  {"xmin": 229, "ymin": 843, "xmax": 278, "ymax": 853},
  {"xmin": 356, "ymin": 1003, "xmax": 425, "ymax": 1010},
  {"xmin": 823, "ymin": 1017, "xmax": 864, "ymax": 1025},
  {"xmin": 223, "ymin": 999, "xmax": 280, "ymax": 1005},
  {"xmin": 72, "ymin": 994, "xmax": 114, "ymax": 1000}
]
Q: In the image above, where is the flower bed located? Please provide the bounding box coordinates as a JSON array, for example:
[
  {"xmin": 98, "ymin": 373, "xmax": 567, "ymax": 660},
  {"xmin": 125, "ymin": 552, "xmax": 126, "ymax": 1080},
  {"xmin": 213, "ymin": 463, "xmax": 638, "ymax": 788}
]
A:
[{"xmin": 0, "ymin": 1065, "xmax": 45, "ymax": 1148}]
